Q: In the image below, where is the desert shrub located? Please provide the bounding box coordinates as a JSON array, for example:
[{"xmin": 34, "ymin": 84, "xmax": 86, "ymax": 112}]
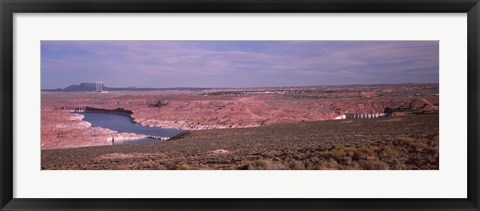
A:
[
  {"xmin": 395, "ymin": 136, "xmax": 429, "ymax": 151},
  {"xmin": 351, "ymin": 146, "xmax": 377, "ymax": 160},
  {"xmin": 320, "ymin": 148, "xmax": 348, "ymax": 160},
  {"xmin": 253, "ymin": 160, "xmax": 270, "ymax": 169},
  {"xmin": 412, "ymin": 139, "xmax": 428, "ymax": 149},
  {"xmin": 258, "ymin": 160, "xmax": 288, "ymax": 170},
  {"xmin": 237, "ymin": 160, "xmax": 288, "ymax": 170},
  {"xmin": 339, "ymin": 156, "xmax": 352, "ymax": 165},
  {"xmin": 352, "ymin": 150, "xmax": 367, "ymax": 160},
  {"xmin": 288, "ymin": 161, "xmax": 305, "ymax": 170},
  {"xmin": 236, "ymin": 163, "xmax": 251, "ymax": 170},
  {"xmin": 262, "ymin": 150, "xmax": 279, "ymax": 159},
  {"xmin": 377, "ymin": 146, "xmax": 401, "ymax": 160},
  {"xmin": 176, "ymin": 163, "xmax": 191, "ymax": 170},
  {"xmin": 390, "ymin": 160, "xmax": 406, "ymax": 170},
  {"xmin": 395, "ymin": 136, "xmax": 414, "ymax": 145},
  {"xmin": 312, "ymin": 160, "xmax": 338, "ymax": 170},
  {"xmin": 358, "ymin": 160, "xmax": 389, "ymax": 170},
  {"xmin": 154, "ymin": 165, "xmax": 167, "ymax": 170},
  {"xmin": 262, "ymin": 160, "xmax": 288, "ymax": 170}
]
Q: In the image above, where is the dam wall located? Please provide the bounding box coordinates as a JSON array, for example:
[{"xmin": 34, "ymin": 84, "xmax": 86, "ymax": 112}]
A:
[{"xmin": 336, "ymin": 113, "xmax": 387, "ymax": 120}]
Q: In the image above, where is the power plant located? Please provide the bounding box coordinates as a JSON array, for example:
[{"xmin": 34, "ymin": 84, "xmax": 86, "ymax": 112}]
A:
[{"xmin": 95, "ymin": 81, "xmax": 108, "ymax": 93}]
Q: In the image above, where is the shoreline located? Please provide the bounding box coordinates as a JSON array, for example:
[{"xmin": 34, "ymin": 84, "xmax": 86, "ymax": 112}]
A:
[{"xmin": 76, "ymin": 106, "xmax": 241, "ymax": 130}]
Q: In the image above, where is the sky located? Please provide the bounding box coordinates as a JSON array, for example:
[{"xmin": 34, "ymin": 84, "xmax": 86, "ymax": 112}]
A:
[{"xmin": 41, "ymin": 41, "xmax": 439, "ymax": 89}]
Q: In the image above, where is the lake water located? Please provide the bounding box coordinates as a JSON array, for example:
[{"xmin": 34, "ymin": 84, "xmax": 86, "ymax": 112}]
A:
[{"xmin": 80, "ymin": 112, "xmax": 183, "ymax": 145}]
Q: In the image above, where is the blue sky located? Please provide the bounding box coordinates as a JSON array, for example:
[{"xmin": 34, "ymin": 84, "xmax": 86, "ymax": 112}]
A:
[{"xmin": 41, "ymin": 41, "xmax": 439, "ymax": 89}]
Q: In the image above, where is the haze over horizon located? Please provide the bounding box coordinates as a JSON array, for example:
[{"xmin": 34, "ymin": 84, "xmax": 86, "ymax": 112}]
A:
[
  {"xmin": 41, "ymin": 41, "xmax": 439, "ymax": 89},
  {"xmin": 42, "ymin": 81, "xmax": 440, "ymax": 90}
]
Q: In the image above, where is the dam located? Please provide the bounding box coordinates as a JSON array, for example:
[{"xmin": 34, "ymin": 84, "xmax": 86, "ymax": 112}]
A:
[{"xmin": 335, "ymin": 113, "xmax": 387, "ymax": 120}]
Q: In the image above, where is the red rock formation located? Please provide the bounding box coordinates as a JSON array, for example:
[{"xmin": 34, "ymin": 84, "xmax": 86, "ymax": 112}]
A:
[{"xmin": 41, "ymin": 84, "xmax": 439, "ymax": 149}]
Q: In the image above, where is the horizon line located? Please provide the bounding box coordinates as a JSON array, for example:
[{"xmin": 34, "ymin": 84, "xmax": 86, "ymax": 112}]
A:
[{"xmin": 41, "ymin": 82, "xmax": 440, "ymax": 91}]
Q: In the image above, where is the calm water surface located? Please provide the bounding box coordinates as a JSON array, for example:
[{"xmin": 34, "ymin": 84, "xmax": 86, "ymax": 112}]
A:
[{"xmin": 80, "ymin": 112, "xmax": 183, "ymax": 145}]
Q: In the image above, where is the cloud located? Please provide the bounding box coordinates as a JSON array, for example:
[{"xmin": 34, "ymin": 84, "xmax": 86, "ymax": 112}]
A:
[{"xmin": 41, "ymin": 41, "xmax": 439, "ymax": 88}]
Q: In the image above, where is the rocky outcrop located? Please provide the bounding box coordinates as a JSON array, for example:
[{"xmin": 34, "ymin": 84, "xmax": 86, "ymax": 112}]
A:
[
  {"xmin": 382, "ymin": 98, "xmax": 438, "ymax": 115},
  {"xmin": 84, "ymin": 107, "xmax": 133, "ymax": 115},
  {"xmin": 409, "ymin": 98, "xmax": 439, "ymax": 112},
  {"xmin": 149, "ymin": 100, "xmax": 169, "ymax": 108},
  {"xmin": 41, "ymin": 109, "xmax": 147, "ymax": 150}
]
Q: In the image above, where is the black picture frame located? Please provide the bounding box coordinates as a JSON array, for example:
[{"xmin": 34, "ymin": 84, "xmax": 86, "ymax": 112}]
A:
[{"xmin": 1, "ymin": 0, "xmax": 479, "ymax": 210}]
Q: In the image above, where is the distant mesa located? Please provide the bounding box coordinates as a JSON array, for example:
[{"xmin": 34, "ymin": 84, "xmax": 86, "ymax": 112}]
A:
[
  {"xmin": 64, "ymin": 83, "xmax": 102, "ymax": 91},
  {"xmin": 43, "ymin": 83, "xmax": 208, "ymax": 92}
]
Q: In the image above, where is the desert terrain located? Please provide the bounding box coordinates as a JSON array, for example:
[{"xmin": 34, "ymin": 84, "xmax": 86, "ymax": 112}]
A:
[
  {"xmin": 42, "ymin": 113, "xmax": 438, "ymax": 170},
  {"xmin": 41, "ymin": 83, "xmax": 439, "ymax": 170}
]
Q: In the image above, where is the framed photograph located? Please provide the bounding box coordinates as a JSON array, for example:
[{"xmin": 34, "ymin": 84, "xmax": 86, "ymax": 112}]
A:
[{"xmin": 1, "ymin": 0, "xmax": 479, "ymax": 210}]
